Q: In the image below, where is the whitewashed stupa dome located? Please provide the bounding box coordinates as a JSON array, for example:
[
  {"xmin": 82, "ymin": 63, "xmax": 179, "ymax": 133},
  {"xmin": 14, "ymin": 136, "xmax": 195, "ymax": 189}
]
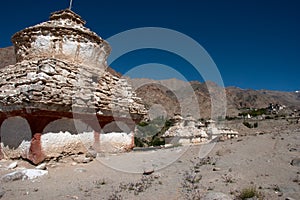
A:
[{"xmin": 11, "ymin": 9, "xmax": 111, "ymax": 72}]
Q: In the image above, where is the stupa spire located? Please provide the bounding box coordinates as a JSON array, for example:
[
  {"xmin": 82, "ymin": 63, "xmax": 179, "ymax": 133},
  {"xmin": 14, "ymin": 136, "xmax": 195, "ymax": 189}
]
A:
[{"xmin": 69, "ymin": 0, "xmax": 73, "ymax": 10}]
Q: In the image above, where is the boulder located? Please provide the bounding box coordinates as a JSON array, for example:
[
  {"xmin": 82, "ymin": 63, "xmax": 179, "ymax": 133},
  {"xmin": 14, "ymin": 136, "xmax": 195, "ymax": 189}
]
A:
[
  {"xmin": 1, "ymin": 171, "xmax": 24, "ymax": 182},
  {"xmin": 7, "ymin": 161, "xmax": 18, "ymax": 170},
  {"xmin": 22, "ymin": 169, "xmax": 48, "ymax": 180}
]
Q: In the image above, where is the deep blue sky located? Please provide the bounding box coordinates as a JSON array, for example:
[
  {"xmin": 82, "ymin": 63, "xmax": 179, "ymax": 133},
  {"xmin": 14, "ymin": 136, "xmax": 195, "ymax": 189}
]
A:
[{"xmin": 0, "ymin": 0, "xmax": 299, "ymax": 91}]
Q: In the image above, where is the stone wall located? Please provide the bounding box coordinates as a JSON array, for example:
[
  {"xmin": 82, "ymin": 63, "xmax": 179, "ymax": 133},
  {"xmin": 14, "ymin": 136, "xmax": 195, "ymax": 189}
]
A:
[{"xmin": 0, "ymin": 58, "xmax": 146, "ymax": 115}]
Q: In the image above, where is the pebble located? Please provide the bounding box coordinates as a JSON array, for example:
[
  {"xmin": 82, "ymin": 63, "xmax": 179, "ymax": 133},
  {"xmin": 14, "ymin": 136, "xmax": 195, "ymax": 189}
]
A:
[
  {"xmin": 213, "ymin": 167, "xmax": 221, "ymax": 171},
  {"xmin": 72, "ymin": 155, "xmax": 93, "ymax": 164},
  {"xmin": 289, "ymin": 148, "xmax": 297, "ymax": 152},
  {"xmin": 35, "ymin": 163, "xmax": 47, "ymax": 170},
  {"xmin": 143, "ymin": 169, "xmax": 154, "ymax": 175},
  {"xmin": 291, "ymin": 158, "xmax": 300, "ymax": 167},
  {"xmin": 285, "ymin": 197, "xmax": 296, "ymax": 200},
  {"xmin": 7, "ymin": 161, "xmax": 18, "ymax": 170}
]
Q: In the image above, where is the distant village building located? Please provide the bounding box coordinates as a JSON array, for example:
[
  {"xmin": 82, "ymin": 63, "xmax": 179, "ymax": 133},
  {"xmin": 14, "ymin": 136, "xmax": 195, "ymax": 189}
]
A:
[
  {"xmin": 267, "ymin": 103, "xmax": 286, "ymax": 114},
  {"xmin": 0, "ymin": 9, "xmax": 146, "ymax": 164}
]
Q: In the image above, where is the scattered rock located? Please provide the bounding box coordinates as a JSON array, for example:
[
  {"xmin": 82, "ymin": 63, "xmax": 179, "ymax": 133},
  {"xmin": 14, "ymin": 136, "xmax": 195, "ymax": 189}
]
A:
[
  {"xmin": 1, "ymin": 169, "xmax": 48, "ymax": 182},
  {"xmin": 86, "ymin": 149, "xmax": 97, "ymax": 159},
  {"xmin": 7, "ymin": 161, "xmax": 18, "ymax": 170},
  {"xmin": 72, "ymin": 155, "xmax": 93, "ymax": 164},
  {"xmin": 202, "ymin": 192, "xmax": 232, "ymax": 200},
  {"xmin": 289, "ymin": 148, "xmax": 298, "ymax": 152},
  {"xmin": 291, "ymin": 158, "xmax": 300, "ymax": 167},
  {"xmin": 1, "ymin": 171, "xmax": 24, "ymax": 182}
]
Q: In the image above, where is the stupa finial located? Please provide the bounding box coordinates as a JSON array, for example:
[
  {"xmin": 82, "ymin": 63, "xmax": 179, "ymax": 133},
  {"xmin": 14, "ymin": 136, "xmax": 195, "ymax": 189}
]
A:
[{"xmin": 69, "ymin": 0, "xmax": 73, "ymax": 10}]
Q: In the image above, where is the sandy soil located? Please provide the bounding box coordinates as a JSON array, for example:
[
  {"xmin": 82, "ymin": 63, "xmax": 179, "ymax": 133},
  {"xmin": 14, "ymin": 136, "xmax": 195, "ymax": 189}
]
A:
[{"xmin": 0, "ymin": 119, "xmax": 299, "ymax": 200}]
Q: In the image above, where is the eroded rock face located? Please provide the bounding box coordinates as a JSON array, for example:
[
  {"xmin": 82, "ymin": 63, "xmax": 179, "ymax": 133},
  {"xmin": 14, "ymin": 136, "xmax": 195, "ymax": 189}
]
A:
[{"xmin": 0, "ymin": 46, "xmax": 16, "ymax": 69}]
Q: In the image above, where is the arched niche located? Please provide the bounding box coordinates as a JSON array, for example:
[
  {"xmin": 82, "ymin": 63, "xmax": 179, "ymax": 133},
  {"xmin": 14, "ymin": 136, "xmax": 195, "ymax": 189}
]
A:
[
  {"xmin": 43, "ymin": 118, "xmax": 93, "ymax": 134},
  {"xmin": 1, "ymin": 116, "xmax": 32, "ymax": 148},
  {"xmin": 102, "ymin": 121, "xmax": 131, "ymax": 133}
]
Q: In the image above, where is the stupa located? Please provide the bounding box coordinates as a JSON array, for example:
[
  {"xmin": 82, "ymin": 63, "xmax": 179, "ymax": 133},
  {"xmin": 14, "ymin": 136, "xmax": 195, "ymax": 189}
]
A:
[{"xmin": 0, "ymin": 9, "xmax": 146, "ymax": 164}]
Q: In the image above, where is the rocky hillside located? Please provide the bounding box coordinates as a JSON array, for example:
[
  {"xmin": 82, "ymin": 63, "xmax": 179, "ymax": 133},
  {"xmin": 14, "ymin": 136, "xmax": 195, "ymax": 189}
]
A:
[
  {"xmin": 131, "ymin": 78, "xmax": 300, "ymax": 118},
  {"xmin": 226, "ymin": 87, "xmax": 300, "ymax": 114},
  {"xmin": 1, "ymin": 46, "xmax": 299, "ymax": 118},
  {"xmin": 0, "ymin": 46, "xmax": 15, "ymax": 68}
]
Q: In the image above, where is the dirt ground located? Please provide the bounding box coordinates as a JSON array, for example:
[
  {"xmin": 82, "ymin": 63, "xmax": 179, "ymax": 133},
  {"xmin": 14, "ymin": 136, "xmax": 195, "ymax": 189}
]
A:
[{"xmin": 0, "ymin": 119, "xmax": 299, "ymax": 200}]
